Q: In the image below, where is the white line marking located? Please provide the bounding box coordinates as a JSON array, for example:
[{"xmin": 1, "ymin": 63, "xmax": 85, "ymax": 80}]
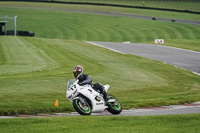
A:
[{"xmin": 85, "ymin": 41, "xmax": 125, "ymax": 54}]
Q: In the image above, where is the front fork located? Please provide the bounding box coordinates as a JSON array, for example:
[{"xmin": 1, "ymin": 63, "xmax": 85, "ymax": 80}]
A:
[{"xmin": 78, "ymin": 95, "xmax": 87, "ymax": 106}]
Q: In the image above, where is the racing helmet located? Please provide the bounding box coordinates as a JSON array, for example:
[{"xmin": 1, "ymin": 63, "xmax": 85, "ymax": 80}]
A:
[{"xmin": 73, "ymin": 65, "xmax": 84, "ymax": 78}]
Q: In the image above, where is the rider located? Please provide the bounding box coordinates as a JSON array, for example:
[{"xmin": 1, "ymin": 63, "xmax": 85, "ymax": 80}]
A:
[{"xmin": 73, "ymin": 65, "xmax": 110, "ymax": 102}]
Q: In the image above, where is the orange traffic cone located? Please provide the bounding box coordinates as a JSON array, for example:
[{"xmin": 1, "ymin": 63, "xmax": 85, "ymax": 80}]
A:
[{"xmin": 54, "ymin": 100, "xmax": 58, "ymax": 107}]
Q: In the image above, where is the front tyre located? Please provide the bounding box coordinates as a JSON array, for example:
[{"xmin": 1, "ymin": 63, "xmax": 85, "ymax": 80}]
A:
[
  {"xmin": 107, "ymin": 95, "xmax": 122, "ymax": 115},
  {"xmin": 73, "ymin": 98, "xmax": 92, "ymax": 115}
]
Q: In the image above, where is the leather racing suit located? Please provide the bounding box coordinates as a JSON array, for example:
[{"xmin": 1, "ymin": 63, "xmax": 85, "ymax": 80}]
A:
[
  {"xmin": 77, "ymin": 74, "xmax": 92, "ymax": 86},
  {"xmin": 77, "ymin": 74, "xmax": 109, "ymax": 101}
]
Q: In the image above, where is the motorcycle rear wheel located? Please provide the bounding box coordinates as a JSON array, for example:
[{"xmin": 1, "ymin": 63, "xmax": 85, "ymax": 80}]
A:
[
  {"xmin": 73, "ymin": 98, "xmax": 92, "ymax": 115},
  {"xmin": 107, "ymin": 95, "xmax": 122, "ymax": 114}
]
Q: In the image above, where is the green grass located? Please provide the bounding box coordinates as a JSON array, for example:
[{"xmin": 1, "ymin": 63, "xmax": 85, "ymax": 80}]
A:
[
  {"xmin": 0, "ymin": 114, "xmax": 200, "ymax": 133},
  {"xmin": 0, "ymin": 2, "xmax": 200, "ymax": 115},
  {"xmin": 0, "ymin": 6, "xmax": 200, "ymax": 51},
  {"xmin": 1, "ymin": 2, "xmax": 200, "ymax": 21},
  {"xmin": 0, "ymin": 37, "xmax": 59, "ymax": 75},
  {"xmin": 6, "ymin": 0, "xmax": 200, "ymax": 12},
  {"xmin": 71, "ymin": 0, "xmax": 200, "ymax": 12},
  {"xmin": 0, "ymin": 36, "xmax": 200, "ymax": 115}
]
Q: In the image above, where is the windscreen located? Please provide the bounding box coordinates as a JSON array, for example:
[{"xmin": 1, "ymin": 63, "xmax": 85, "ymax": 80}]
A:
[{"xmin": 67, "ymin": 79, "xmax": 76, "ymax": 89}]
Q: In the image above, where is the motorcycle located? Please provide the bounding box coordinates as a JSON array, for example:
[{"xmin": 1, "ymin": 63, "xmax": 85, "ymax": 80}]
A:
[{"xmin": 66, "ymin": 79, "xmax": 122, "ymax": 115}]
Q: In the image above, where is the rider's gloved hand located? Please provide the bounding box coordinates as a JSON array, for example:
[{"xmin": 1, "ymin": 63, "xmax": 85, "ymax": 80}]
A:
[{"xmin": 78, "ymin": 82, "xmax": 85, "ymax": 86}]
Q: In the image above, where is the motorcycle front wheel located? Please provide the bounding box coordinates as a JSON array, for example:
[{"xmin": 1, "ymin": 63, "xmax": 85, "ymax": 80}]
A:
[
  {"xmin": 107, "ymin": 95, "xmax": 122, "ymax": 114},
  {"xmin": 73, "ymin": 98, "xmax": 92, "ymax": 115}
]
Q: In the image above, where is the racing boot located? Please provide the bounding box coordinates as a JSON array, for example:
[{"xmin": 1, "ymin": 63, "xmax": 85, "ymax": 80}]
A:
[{"xmin": 102, "ymin": 89, "xmax": 110, "ymax": 105}]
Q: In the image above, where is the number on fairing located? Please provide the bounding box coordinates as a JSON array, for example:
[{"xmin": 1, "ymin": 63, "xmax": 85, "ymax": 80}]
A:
[{"xmin": 69, "ymin": 85, "xmax": 76, "ymax": 91}]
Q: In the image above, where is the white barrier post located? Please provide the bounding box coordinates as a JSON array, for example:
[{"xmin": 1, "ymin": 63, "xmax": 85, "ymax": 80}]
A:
[{"xmin": 14, "ymin": 16, "xmax": 17, "ymax": 36}]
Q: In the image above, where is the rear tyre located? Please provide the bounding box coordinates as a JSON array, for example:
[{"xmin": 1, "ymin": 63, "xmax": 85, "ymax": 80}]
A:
[
  {"xmin": 107, "ymin": 95, "xmax": 122, "ymax": 114},
  {"xmin": 73, "ymin": 98, "xmax": 92, "ymax": 115}
]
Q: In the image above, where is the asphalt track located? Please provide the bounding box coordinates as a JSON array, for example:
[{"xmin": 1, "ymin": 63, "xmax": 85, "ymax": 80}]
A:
[
  {"xmin": 0, "ymin": 102, "xmax": 199, "ymax": 118},
  {"xmin": 86, "ymin": 41, "xmax": 200, "ymax": 75},
  {"xmin": 56, "ymin": 102, "xmax": 200, "ymax": 116}
]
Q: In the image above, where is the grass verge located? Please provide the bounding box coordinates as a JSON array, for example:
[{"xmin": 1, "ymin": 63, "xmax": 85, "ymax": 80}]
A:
[
  {"xmin": 1, "ymin": 0, "xmax": 200, "ymax": 12},
  {"xmin": 0, "ymin": 2, "xmax": 200, "ymax": 21},
  {"xmin": 0, "ymin": 37, "xmax": 200, "ymax": 115},
  {"xmin": 0, "ymin": 114, "xmax": 200, "ymax": 133},
  {"xmin": 0, "ymin": 6, "xmax": 200, "ymax": 51},
  {"xmin": 0, "ymin": 2, "xmax": 200, "ymax": 115}
]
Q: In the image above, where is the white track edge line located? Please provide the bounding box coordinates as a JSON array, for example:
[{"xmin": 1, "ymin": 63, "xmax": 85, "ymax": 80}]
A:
[{"xmin": 85, "ymin": 41, "xmax": 125, "ymax": 54}]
